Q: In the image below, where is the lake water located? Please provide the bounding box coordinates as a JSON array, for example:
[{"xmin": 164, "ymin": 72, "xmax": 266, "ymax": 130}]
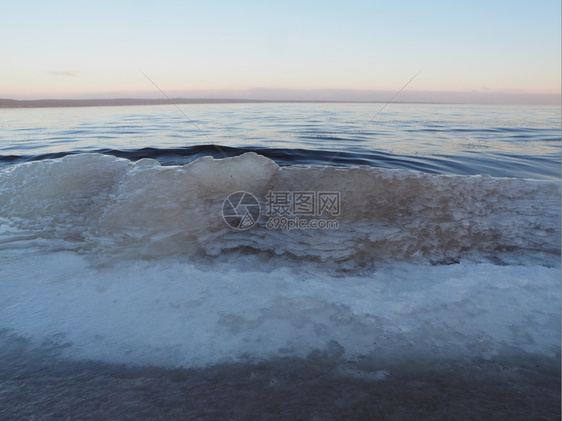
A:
[
  {"xmin": 1, "ymin": 103, "xmax": 560, "ymax": 178},
  {"xmin": 0, "ymin": 103, "xmax": 560, "ymax": 420}
]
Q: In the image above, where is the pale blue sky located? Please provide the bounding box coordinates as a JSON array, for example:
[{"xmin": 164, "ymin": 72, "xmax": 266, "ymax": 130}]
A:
[{"xmin": 1, "ymin": 0, "xmax": 560, "ymax": 103}]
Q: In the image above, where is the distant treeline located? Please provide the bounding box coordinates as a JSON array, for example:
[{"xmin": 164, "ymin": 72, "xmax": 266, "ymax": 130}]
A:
[{"xmin": 0, "ymin": 98, "xmax": 339, "ymax": 108}]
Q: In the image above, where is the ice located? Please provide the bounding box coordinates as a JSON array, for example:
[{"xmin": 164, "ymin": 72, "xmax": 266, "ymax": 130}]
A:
[
  {"xmin": 0, "ymin": 152, "xmax": 559, "ymax": 369},
  {"xmin": 0, "ymin": 153, "xmax": 559, "ymax": 263},
  {"xmin": 0, "ymin": 249, "xmax": 559, "ymax": 368}
]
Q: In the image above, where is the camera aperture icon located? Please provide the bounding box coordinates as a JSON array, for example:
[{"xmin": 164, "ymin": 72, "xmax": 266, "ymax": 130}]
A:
[{"xmin": 222, "ymin": 191, "xmax": 261, "ymax": 230}]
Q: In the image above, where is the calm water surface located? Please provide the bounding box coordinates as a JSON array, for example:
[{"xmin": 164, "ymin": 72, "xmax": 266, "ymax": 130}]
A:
[{"xmin": 0, "ymin": 103, "xmax": 559, "ymax": 178}]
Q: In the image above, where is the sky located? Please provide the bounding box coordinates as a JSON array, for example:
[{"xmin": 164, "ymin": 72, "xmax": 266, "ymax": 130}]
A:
[{"xmin": 1, "ymin": 0, "xmax": 560, "ymax": 104}]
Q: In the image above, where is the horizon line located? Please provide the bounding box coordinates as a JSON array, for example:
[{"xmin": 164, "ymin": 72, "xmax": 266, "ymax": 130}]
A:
[
  {"xmin": 0, "ymin": 97, "xmax": 456, "ymax": 109},
  {"xmin": 2, "ymin": 87, "xmax": 561, "ymax": 106},
  {"xmin": 1, "ymin": 95, "xmax": 560, "ymax": 109}
]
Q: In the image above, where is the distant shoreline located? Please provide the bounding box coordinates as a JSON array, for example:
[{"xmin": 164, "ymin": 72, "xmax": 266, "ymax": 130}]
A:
[
  {"xmin": 0, "ymin": 98, "xmax": 393, "ymax": 109},
  {"xmin": 1, "ymin": 97, "xmax": 559, "ymax": 109}
]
